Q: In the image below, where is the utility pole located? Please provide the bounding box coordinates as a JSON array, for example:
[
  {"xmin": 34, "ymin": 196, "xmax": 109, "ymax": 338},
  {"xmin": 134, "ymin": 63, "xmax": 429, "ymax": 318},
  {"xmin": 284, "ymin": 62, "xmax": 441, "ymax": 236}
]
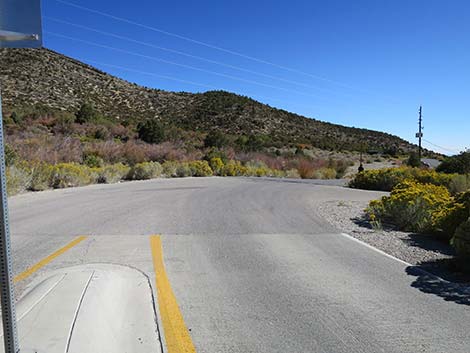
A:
[{"xmin": 416, "ymin": 106, "xmax": 423, "ymax": 161}]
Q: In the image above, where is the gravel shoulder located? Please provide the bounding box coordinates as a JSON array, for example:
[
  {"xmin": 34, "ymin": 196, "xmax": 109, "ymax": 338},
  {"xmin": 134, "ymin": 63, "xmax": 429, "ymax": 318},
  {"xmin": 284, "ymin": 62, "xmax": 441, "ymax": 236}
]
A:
[{"xmin": 315, "ymin": 199, "xmax": 470, "ymax": 283}]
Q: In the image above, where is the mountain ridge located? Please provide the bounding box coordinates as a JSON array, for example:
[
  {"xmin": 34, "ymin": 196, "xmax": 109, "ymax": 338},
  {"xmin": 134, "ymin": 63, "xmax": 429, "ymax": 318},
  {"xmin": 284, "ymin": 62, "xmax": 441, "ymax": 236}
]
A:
[{"xmin": 0, "ymin": 47, "xmax": 422, "ymax": 154}]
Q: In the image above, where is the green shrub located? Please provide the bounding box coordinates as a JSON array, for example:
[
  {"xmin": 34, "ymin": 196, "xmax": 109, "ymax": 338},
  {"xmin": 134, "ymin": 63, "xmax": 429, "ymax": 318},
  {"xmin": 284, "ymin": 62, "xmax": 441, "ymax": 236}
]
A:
[
  {"xmin": 448, "ymin": 174, "xmax": 470, "ymax": 194},
  {"xmin": 83, "ymin": 154, "xmax": 104, "ymax": 168},
  {"xmin": 236, "ymin": 134, "xmax": 268, "ymax": 152},
  {"xmin": 137, "ymin": 120, "xmax": 165, "ymax": 144},
  {"xmin": 451, "ymin": 218, "xmax": 470, "ymax": 269},
  {"xmin": 209, "ymin": 157, "xmax": 224, "ymax": 176},
  {"xmin": 92, "ymin": 126, "xmax": 110, "ymax": 140},
  {"xmin": 162, "ymin": 161, "xmax": 178, "ymax": 177},
  {"xmin": 367, "ymin": 180, "xmax": 453, "ymax": 233},
  {"xmin": 50, "ymin": 163, "xmax": 94, "ymax": 188},
  {"xmin": 4, "ymin": 144, "xmax": 17, "ymax": 166},
  {"xmin": 76, "ymin": 103, "xmax": 98, "ymax": 124},
  {"xmin": 10, "ymin": 111, "xmax": 22, "ymax": 125},
  {"xmin": 204, "ymin": 148, "xmax": 228, "ymax": 164},
  {"xmin": 204, "ymin": 131, "xmax": 229, "ymax": 148},
  {"xmin": 95, "ymin": 163, "xmax": 130, "ymax": 183},
  {"xmin": 406, "ymin": 152, "xmax": 421, "ymax": 167},
  {"xmin": 127, "ymin": 161, "xmax": 162, "ymax": 180},
  {"xmin": 175, "ymin": 163, "xmax": 192, "ymax": 177},
  {"xmin": 188, "ymin": 160, "xmax": 213, "ymax": 177},
  {"xmin": 437, "ymin": 151, "xmax": 470, "ymax": 174},
  {"xmin": 328, "ymin": 159, "xmax": 353, "ymax": 178},
  {"xmin": 6, "ymin": 165, "xmax": 31, "ymax": 195}
]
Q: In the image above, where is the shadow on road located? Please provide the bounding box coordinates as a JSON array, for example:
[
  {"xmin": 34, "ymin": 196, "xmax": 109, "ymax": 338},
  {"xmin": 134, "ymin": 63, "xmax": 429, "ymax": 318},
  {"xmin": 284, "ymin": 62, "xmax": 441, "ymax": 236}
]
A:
[{"xmin": 406, "ymin": 264, "xmax": 470, "ymax": 306}]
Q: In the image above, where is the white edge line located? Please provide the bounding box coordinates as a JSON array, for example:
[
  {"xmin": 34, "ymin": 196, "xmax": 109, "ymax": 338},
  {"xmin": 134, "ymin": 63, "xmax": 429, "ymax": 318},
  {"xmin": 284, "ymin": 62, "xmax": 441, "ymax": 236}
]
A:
[
  {"xmin": 339, "ymin": 232, "xmax": 469, "ymax": 288},
  {"xmin": 339, "ymin": 232, "xmax": 412, "ymax": 267}
]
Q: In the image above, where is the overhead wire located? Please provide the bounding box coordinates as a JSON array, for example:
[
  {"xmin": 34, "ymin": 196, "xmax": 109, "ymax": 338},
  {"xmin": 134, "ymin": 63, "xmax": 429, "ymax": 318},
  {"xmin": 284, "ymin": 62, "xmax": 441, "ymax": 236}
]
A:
[
  {"xmin": 45, "ymin": 30, "xmax": 335, "ymax": 102},
  {"xmin": 84, "ymin": 59, "xmax": 322, "ymax": 111},
  {"xmin": 53, "ymin": 0, "xmax": 392, "ymax": 99},
  {"xmin": 422, "ymin": 139, "xmax": 461, "ymax": 154},
  {"xmin": 45, "ymin": 16, "xmax": 344, "ymax": 96},
  {"xmin": 85, "ymin": 60, "xmax": 218, "ymax": 90}
]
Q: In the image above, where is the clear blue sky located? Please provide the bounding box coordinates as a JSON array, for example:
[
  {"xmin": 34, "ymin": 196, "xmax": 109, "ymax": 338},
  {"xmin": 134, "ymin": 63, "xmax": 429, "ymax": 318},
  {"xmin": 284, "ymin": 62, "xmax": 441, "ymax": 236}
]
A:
[{"xmin": 42, "ymin": 0, "xmax": 469, "ymax": 155}]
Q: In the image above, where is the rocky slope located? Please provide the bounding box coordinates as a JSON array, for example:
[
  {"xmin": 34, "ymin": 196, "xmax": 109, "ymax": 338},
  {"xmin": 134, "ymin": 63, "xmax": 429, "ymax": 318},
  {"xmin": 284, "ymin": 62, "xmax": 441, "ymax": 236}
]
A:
[{"xmin": 0, "ymin": 48, "xmax": 420, "ymax": 153}]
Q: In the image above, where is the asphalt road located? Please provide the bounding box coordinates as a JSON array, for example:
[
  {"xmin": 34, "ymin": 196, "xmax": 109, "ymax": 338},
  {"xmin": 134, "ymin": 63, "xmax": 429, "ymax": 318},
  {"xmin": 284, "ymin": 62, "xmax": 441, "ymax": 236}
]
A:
[{"xmin": 7, "ymin": 177, "xmax": 470, "ymax": 353}]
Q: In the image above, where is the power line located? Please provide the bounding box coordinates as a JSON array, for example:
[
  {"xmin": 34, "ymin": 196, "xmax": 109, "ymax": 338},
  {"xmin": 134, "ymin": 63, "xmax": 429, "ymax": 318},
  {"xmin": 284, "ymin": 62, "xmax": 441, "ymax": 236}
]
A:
[
  {"xmin": 53, "ymin": 0, "xmax": 390, "ymax": 98},
  {"xmin": 45, "ymin": 31, "xmax": 335, "ymax": 102},
  {"xmin": 422, "ymin": 138, "xmax": 460, "ymax": 154},
  {"xmin": 74, "ymin": 59, "xmax": 324, "ymax": 113},
  {"xmin": 85, "ymin": 60, "xmax": 217, "ymax": 89},
  {"xmin": 45, "ymin": 16, "xmax": 344, "ymax": 96}
]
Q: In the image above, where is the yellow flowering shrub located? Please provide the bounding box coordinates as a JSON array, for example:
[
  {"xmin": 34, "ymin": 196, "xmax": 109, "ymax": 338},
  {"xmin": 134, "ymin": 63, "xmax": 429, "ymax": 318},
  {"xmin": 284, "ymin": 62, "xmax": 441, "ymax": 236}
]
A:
[
  {"xmin": 222, "ymin": 160, "xmax": 248, "ymax": 176},
  {"xmin": 162, "ymin": 161, "xmax": 214, "ymax": 178},
  {"xmin": 367, "ymin": 180, "xmax": 453, "ymax": 232},
  {"xmin": 6, "ymin": 163, "xmax": 31, "ymax": 195},
  {"xmin": 188, "ymin": 160, "xmax": 213, "ymax": 177},
  {"xmin": 29, "ymin": 162, "xmax": 54, "ymax": 191},
  {"xmin": 313, "ymin": 168, "xmax": 337, "ymax": 179},
  {"xmin": 244, "ymin": 161, "xmax": 284, "ymax": 177},
  {"xmin": 433, "ymin": 191, "xmax": 470, "ymax": 239},
  {"xmin": 350, "ymin": 167, "xmax": 457, "ymax": 192},
  {"xmin": 95, "ymin": 163, "xmax": 130, "ymax": 183},
  {"xmin": 270, "ymin": 169, "xmax": 286, "ymax": 178},
  {"xmin": 50, "ymin": 163, "xmax": 94, "ymax": 188},
  {"xmin": 451, "ymin": 218, "xmax": 470, "ymax": 268},
  {"xmin": 209, "ymin": 157, "xmax": 224, "ymax": 176}
]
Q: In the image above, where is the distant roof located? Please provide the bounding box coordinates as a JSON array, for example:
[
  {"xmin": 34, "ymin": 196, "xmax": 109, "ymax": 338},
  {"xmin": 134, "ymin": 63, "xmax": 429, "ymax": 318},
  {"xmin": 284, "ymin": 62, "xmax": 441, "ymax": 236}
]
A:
[{"xmin": 421, "ymin": 158, "xmax": 441, "ymax": 169}]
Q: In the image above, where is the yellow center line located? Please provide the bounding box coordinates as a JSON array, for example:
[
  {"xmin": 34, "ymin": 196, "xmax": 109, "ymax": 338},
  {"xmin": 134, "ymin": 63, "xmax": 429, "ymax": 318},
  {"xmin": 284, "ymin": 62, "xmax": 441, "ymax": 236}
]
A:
[
  {"xmin": 150, "ymin": 235, "xmax": 197, "ymax": 353},
  {"xmin": 14, "ymin": 235, "xmax": 88, "ymax": 283}
]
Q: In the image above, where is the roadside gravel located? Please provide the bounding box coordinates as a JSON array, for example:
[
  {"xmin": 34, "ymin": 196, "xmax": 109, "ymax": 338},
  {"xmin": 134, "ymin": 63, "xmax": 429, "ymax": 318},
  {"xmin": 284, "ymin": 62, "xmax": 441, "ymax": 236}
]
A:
[{"xmin": 314, "ymin": 199, "xmax": 468, "ymax": 281}]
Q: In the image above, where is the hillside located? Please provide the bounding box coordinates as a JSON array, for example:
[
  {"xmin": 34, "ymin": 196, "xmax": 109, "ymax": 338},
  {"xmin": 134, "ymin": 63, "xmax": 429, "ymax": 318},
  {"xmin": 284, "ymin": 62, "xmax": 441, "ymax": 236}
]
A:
[{"xmin": 0, "ymin": 48, "xmax": 419, "ymax": 154}]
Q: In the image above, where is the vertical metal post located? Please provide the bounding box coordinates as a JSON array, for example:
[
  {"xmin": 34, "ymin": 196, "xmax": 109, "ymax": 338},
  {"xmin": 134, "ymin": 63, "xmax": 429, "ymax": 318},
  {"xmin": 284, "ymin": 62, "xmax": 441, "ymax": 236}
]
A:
[
  {"xmin": 418, "ymin": 106, "xmax": 423, "ymax": 161},
  {"xmin": 0, "ymin": 90, "xmax": 20, "ymax": 353}
]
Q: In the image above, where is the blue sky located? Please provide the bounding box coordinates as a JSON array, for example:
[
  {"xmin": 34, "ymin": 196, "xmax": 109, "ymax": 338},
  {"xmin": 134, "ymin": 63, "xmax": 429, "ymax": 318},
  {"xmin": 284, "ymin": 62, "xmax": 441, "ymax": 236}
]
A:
[{"xmin": 42, "ymin": 0, "xmax": 469, "ymax": 154}]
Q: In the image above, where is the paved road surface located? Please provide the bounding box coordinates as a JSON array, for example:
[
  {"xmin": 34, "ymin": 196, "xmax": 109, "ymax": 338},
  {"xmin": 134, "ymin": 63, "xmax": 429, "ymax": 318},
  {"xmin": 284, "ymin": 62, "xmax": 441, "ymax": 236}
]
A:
[{"xmin": 8, "ymin": 177, "xmax": 470, "ymax": 352}]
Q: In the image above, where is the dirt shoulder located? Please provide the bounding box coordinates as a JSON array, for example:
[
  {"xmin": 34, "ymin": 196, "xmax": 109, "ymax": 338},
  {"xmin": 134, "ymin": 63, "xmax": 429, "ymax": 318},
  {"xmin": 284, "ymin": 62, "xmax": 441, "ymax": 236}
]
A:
[{"xmin": 315, "ymin": 199, "xmax": 470, "ymax": 283}]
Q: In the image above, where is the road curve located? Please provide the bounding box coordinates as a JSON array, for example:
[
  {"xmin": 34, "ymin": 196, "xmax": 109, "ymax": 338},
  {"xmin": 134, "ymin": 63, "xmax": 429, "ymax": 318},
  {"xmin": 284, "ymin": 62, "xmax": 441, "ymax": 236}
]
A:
[{"xmin": 7, "ymin": 177, "xmax": 470, "ymax": 353}]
